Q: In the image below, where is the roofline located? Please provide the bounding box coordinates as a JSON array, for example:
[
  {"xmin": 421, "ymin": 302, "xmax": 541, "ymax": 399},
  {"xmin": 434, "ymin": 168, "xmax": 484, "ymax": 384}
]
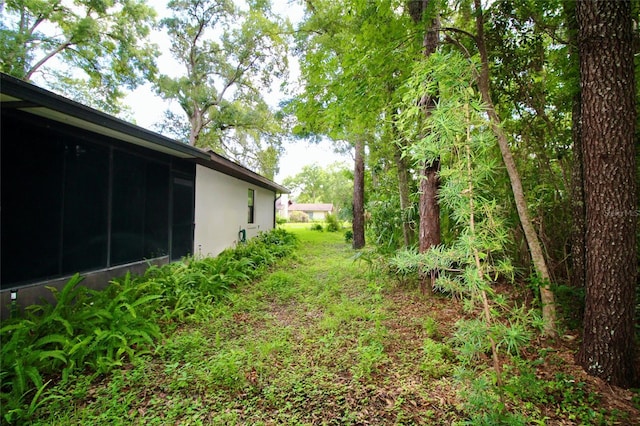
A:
[
  {"xmin": 197, "ymin": 150, "xmax": 289, "ymax": 193},
  {"xmin": 0, "ymin": 73, "xmax": 289, "ymax": 194}
]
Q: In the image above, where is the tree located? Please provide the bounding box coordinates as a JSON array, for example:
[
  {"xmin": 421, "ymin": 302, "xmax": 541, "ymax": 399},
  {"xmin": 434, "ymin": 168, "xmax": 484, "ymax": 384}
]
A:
[
  {"xmin": 291, "ymin": 0, "xmax": 404, "ymax": 250},
  {"xmin": 282, "ymin": 162, "xmax": 352, "ymax": 211},
  {"xmin": 471, "ymin": 0, "xmax": 558, "ymax": 336},
  {"xmin": 352, "ymin": 137, "xmax": 366, "ymax": 249},
  {"xmin": 156, "ymin": 0, "xmax": 289, "ymax": 176},
  {"xmin": 575, "ymin": 0, "xmax": 638, "ymax": 388},
  {"xmin": 0, "ymin": 0, "xmax": 158, "ymax": 112},
  {"xmin": 408, "ymin": 0, "xmax": 442, "ymax": 295}
]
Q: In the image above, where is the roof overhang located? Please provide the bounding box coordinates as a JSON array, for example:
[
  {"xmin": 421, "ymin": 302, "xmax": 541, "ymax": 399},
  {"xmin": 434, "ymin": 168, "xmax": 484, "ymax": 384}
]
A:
[
  {"xmin": 198, "ymin": 150, "xmax": 289, "ymax": 194},
  {"xmin": 0, "ymin": 73, "xmax": 289, "ymax": 194}
]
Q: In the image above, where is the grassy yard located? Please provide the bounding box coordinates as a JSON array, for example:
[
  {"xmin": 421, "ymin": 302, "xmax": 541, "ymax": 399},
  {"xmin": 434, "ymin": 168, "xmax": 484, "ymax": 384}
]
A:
[{"xmin": 31, "ymin": 225, "xmax": 639, "ymax": 425}]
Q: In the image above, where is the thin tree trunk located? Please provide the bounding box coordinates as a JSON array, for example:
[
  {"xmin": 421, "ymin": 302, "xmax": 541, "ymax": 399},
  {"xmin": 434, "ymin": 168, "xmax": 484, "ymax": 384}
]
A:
[
  {"xmin": 575, "ymin": 0, "xmax": 638, "ymax": 388},
  {"xmin": 473, "ymin": 0, "xmax": 557, "ymax": 336},
  {"xmin": 393, "ymin": 141, "xmax": 415, "ymax": 247},
  {"xmin": 352, "ymin": 137, "xmax": 366, "ymax": 250},
  {"xmin": 419, "ymin": 159, "xmax": 440, "ymax": 295}
]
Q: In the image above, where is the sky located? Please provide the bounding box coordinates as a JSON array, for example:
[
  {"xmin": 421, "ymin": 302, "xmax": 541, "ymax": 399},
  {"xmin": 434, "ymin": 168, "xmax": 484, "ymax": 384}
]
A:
[{"xmin": 123, "ymin": 0, "xmax": 349, "ymax": 184}]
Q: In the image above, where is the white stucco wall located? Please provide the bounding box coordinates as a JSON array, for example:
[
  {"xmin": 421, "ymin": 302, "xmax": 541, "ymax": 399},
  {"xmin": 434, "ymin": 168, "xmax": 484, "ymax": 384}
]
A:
[{"xmin": 194, "ymin": 164, "xmax": 275, "ymax": 258}]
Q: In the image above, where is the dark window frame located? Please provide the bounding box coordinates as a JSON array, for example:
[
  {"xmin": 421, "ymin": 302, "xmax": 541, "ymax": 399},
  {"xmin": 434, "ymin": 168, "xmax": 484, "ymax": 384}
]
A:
[{"xmin": 248, "ymin": 188, "xmax": 255, "ymax": 224}]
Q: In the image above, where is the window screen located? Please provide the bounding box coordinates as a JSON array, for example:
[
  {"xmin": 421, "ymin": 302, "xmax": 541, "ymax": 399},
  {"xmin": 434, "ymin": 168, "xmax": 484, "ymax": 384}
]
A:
[
  {"xmin": 1, "ymin": 109, "xmax": 186, "ymax": 288},
  {"xmin": 61, "ymin": 141, "xmax": 109, "ymax": 274},
  {"xmin": 111, "ymin": 151, "xmax": 146, "ymax": 265},
  {"xmin": 111, "ymin": 151, "xmax": 171, "ymax": 265},
  {"xmin": 171, "ymin": 176, "xmax": 194, "ymax": 260},
  {"xmin": 144, "ymin": 161, "xmax": 170, "ymax": 258},
  {"xmin": 1, "ymin": 118, "xmax": 64, "ymax": 286}
]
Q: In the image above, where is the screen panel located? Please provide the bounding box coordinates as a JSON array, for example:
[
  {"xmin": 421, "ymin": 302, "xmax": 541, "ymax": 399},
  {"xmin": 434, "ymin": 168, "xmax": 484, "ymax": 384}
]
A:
[
  {"xmin": 171, "ymin": 176, "xmax": 194, "ymax": 260},
  {"xmin": 1, "ymin": 119, "xmax": 64, "ymax": 287},
  {"xmin": 61, "ymin": 141, "xmax": 109, "ymax": 274}
]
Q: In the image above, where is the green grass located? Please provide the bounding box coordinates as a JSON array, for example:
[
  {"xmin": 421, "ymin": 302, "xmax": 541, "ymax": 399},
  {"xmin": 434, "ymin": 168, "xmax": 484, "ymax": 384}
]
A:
[{"xmin": 24, "ymin": 226, "xmax": 638, "ymax": 425}]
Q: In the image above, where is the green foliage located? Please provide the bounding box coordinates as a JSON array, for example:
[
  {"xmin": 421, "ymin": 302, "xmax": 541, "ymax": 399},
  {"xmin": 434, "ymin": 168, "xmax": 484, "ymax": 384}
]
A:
[
  {"xmin": 324, "ymin": 213, "xmax": 341, "ymax": 232},
  {"xmin": 0, "ymin": 0, "xmax": 158, "ymax": 112},
  {"xmin": 421, "ymin": 338, "xmax": 454, "ymax": 379},
  {"xmin": 311, "ymin": 223, "xmax": 324, "ymax": 232},
  {"xmin": 365, "ymin": 198, "xmax": 407, "ymax": 252},
  {"xmin": 289, "ymin": 211, "xmax": 309, "ymax": 223},
  {"xmin": 0, "ymin": 228, "xmax": 297, "ymax": 424},
  {"xmin": 156, "ymin": 0, "xmax": 289, "ymax": 175},
  {"xmin": 352, "ymin": 338, "xmax": 387, "ymax": 380},
  {"xmin": 422, "ymin": 316, "xmax": 440, "ymax": 339},
  {"xmin": 0, "ymin": 274, "xmax": 161, "ymax": 424},
  {"xmin": 344, "ymin": 230, "xmax": 354, "ymax": 243}
]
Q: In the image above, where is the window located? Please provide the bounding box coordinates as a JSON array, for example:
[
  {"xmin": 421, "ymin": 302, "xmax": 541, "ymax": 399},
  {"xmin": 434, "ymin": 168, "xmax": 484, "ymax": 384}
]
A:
[{"xmin": 248, "ymin": 189, "xmax": 255, "ymax": 223}]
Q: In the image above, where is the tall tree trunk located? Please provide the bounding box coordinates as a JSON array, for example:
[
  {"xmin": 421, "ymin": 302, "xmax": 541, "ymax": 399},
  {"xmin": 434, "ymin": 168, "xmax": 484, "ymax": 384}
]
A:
[
  {"xmin": 352, "ymin": 137, "xmax": 366, "ymax": 250},
  {"xmin": 564, "ymin": 0, "xmax": 586, "ymax": 293},
  {"xmin": 409, "ymin": 0, "xmax": 441, "ymax": 294},
  {"xmin": 473, "ymin": 0, "xmax": 557, "ymax": 336},
  {"xmin": 575, "ymin": 0, "xmax": 638, "ymax": 388}
]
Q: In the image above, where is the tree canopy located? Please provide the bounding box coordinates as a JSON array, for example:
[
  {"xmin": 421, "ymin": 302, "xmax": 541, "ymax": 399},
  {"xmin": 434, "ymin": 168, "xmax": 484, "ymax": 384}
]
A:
[
  {"xmin": 0, "ymin": 0, "xmax": 159, "ymax": 113},
  {"xmin": 282, "ymin": 162, "xmax": 352, "ymax": 217},
  {"xmin": 154, "ymin": 0, "xmax": 290, "ymax": 178}
]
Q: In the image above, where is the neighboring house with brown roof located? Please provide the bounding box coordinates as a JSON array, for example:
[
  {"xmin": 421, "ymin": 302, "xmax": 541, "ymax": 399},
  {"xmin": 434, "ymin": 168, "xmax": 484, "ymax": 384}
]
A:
[{"xmin": 276, "ymin": 195, "xmax": 333, "ymax": 221}]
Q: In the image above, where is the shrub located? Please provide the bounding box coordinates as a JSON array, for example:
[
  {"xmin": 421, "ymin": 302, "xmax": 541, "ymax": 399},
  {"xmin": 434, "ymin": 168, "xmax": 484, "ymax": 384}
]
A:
[
  {"xmin": 311, "ymin": 223, "xmax": 324, "ymax": 231},
  {"xmin": 276, "ymin": 216, "xmax": 287, "ymax": 225},
  {"xmin": 324, "ymin": 213, "xmax": 341, "ymax": 232},
  {"xmin": 289, "ymin": 211, "xmax": 309, "ymax": 223},
  {"xmin": 344, "ymin": 230, "xmax": 354, "ymax": 243}
]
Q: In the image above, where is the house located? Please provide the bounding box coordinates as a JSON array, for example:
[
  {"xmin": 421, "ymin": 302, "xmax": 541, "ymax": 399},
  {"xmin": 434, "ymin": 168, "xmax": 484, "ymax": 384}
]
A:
[
  {"xmin": 276, "ymin": 196, "xmax": 334, "ymax": 221},
  {"xmin": 0, "ymin": 73, "xmax": 288, "ymax": 314},
  {"xmin": 291, "ymin": 203, "xmax": 334, "ymax": 221}
]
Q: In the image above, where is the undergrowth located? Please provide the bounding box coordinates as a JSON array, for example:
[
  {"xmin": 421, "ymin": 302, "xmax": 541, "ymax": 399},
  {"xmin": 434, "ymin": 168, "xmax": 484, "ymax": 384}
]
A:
[
  {"xmin": 2, "ymin": 226, "xmax": 636, "ymax": 424},
  {"xmin": 0, "ymin": 228, "xmax": 297, "ymax": 424}
]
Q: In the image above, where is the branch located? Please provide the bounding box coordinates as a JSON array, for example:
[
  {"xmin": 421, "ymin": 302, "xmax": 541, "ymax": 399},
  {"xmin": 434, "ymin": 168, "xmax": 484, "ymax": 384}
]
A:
[
  {"xmin": 444, "ymin": 34, "xmax": 473, "ymax": 60},
  {"xmin": 25, "ymin": 36, "xmax": 74, "ymax": 80},
  {"xmin": 216, "ymin": 54, "xmax": 259, "ymax": 104},
  {"xmin": 440, "ymin": 26, "xmax": 477, "ymax": 44}
]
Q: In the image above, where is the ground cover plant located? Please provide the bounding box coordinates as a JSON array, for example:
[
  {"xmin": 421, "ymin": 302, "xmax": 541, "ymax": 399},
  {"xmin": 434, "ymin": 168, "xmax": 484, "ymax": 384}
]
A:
[
  {"xmin": 0, "ymin": 228, "xmax": 297, "ymax": 424},
  {"xmin": 6, "ymin": 226, "xmax": 637, "ymax": 425}
]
